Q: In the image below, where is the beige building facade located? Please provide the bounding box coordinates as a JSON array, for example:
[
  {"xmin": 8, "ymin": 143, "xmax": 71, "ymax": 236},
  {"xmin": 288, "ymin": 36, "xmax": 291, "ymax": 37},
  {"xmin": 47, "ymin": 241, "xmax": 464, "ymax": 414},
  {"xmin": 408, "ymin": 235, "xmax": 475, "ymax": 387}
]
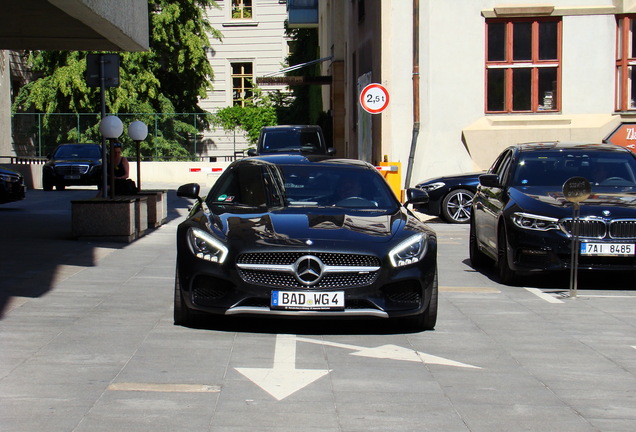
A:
[
  {"xmin": 316, "ymin": 0, "xmax": 636, "ymax": 188},
  {"xmin": 0, "ymin": 51, "xmax": 11, "ymax": 156}
]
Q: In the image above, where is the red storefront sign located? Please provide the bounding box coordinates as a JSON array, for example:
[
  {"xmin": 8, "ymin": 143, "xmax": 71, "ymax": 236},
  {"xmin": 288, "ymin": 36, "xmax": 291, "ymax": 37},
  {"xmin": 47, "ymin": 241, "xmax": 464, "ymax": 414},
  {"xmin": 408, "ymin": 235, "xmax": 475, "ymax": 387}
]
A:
[{"xmin": 605, "ymin": 123, "xmax": 636, "ymax": 152}]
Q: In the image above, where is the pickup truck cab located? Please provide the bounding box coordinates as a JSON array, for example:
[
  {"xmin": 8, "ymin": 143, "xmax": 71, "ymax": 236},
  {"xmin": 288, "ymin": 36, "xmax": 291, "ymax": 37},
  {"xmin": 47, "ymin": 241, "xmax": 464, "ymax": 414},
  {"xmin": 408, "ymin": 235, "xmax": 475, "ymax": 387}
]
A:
[{"xmin": 247, "ymin": 125, "xmax": 336, "ymax": 156}]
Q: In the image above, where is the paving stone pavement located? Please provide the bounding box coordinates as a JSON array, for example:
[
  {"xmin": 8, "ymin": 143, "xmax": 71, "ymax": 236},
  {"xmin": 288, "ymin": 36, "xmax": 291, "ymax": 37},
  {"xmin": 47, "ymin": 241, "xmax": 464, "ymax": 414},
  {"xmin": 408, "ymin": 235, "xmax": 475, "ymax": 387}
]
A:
[{"xmin": 1, "ymin": 185, "xmax": 636, "ymax": 431}]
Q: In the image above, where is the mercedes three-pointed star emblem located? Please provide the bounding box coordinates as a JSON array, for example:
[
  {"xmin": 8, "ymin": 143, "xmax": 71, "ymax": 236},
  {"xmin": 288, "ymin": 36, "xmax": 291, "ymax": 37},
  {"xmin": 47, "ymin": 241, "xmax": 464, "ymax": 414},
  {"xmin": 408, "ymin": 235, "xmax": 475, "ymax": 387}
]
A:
[{"xmin": 294, "ymin": 255, "xmax": 323, "ymax": 285}]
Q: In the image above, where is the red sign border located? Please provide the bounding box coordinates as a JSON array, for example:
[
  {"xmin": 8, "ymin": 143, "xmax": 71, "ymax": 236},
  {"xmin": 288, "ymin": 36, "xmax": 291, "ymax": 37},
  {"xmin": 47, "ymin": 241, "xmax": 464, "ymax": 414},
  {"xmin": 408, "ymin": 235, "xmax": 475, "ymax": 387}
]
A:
[{"xmin": 360, "ymin": 83, "xmax": 390, "ymax": 114}]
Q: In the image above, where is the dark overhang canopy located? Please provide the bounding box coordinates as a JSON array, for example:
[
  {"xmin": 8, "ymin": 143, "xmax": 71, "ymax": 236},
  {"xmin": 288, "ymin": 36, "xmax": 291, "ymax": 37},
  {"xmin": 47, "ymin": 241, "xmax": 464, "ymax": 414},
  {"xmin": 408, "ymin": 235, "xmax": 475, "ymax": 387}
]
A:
[{"xmin": 0, "ymin": 0, "xmax": 149, "ymax": 51}]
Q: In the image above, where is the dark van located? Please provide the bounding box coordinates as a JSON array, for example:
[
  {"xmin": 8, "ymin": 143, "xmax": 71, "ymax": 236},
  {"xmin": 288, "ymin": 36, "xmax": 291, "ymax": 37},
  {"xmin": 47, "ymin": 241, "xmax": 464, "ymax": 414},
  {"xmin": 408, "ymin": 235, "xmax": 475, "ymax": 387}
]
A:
[{"xmin": 247, "ymin": 125, "xmax": 336, "ymax": 156}]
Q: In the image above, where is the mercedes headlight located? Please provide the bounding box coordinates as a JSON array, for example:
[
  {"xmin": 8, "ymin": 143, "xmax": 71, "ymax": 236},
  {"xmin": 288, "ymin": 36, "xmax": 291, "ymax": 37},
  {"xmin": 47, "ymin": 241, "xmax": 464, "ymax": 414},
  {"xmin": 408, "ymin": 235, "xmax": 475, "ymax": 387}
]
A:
[
  {"xmin": 389, "ymin": 233, "xmax": 429, "ymax": 267},
  {"xmin": 187, "ymin": 227, "xmax": 228, "ymax": 263},
  {"xmin": 512, "ymin": 212, "xmax": 560, "ymax": 231}
]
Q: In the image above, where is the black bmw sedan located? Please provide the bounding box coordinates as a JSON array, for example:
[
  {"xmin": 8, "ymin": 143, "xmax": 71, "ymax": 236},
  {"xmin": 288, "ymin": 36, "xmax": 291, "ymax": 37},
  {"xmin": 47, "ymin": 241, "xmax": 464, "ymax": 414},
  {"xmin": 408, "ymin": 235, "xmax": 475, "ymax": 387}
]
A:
[
  {"xmin": 175, "ymin": 155, "xmax": 438, "ymax": 330},
  {"xmin": 414, "ymin": 172, "xmax": 482, "ymax": 223},
  {"xmin": 470, "ymin": 142, "xmax": 636, "ymax": 285}
]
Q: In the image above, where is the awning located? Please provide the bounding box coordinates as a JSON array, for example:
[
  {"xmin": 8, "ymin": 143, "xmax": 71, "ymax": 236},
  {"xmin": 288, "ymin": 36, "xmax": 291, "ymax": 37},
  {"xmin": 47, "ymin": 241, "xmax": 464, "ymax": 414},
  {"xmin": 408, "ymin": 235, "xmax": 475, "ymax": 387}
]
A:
[{"xmin": 256, "ymin": 56, "xmax": 333, "ymax": 86}]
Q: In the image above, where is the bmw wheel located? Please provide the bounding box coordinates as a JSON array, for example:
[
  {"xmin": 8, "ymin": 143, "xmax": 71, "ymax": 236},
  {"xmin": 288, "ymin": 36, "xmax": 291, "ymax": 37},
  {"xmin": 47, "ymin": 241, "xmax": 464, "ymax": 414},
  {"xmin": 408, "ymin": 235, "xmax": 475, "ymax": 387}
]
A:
[
  {"xmin": 469, "ymin": 216, "xmax": 491, "ymax": 268},
  {"xmin": 497, "ymin": 225, "xmax": 517, "ymax": 285},
  {"xmin": 441, "ymin": 189, "xmax": 474, "ymax": 224}
]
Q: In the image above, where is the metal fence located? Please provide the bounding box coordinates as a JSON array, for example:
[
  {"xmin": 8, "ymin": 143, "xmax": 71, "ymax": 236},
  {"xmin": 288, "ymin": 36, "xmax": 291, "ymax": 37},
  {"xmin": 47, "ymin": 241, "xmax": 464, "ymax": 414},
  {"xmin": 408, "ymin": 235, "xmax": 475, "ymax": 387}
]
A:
[
  {"xmin": 11, "ymin": 112, "xmax": 249, "ymax": 161},
  {"xmin": 0, "ymin": 155, "xmax": 47, "ymax": 164}
]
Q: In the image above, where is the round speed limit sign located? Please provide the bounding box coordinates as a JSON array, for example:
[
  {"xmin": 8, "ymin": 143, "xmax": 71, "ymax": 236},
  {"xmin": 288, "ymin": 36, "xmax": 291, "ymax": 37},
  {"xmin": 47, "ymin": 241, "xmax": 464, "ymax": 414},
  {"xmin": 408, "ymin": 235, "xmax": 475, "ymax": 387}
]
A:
[{"xmin": 360, "ymin": 83, "xmax": 390, "ymax": 114}]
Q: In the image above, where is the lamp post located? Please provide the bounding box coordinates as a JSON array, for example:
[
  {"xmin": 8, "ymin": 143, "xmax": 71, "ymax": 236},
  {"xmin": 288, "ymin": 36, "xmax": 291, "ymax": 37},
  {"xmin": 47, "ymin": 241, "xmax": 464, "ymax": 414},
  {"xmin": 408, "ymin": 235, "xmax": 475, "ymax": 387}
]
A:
[
  {"xmin": 99, "ymin": 115, "xmax": 123, "ymax": 199},
  {"xmin": 128, "ymin": 121, "xmax": 148, "ymax": 191}
]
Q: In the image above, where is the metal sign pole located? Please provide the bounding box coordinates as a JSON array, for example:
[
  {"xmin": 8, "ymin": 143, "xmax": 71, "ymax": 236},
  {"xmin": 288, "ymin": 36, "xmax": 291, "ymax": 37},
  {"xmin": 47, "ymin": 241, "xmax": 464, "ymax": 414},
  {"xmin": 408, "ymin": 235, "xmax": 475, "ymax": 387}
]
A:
[
  {"xmin": 99, "ymin": 55, "xmax": 108, "ymax": 196},
  {"xmin": 569, "ymin": 203, "xmax": 581, "ymax": 298},
  {"xmin": 136, "ymin": 141, "xmax": 141, "ymax": 190},
  {"xmin": 86, "ymin": 53, "xmax": 120, "ymax": 198},
  {"xmin": 109, "ymin": 140, "xmax": 115, "ymax": 199},
  {"xmin": 562, "ymin": 176, "xmax": 591, "ymax": 299}
]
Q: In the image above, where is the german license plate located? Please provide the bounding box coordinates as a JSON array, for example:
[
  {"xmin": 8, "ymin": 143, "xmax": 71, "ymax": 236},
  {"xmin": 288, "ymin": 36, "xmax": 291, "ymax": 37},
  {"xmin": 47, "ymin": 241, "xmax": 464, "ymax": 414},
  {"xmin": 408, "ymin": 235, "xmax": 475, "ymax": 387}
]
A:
[
  {"xmin": 271, "ymin": 291, "xmax": 344, "ymax": 310},
  {"xmin": 64, "ymin": 175, "xmax": 80, "ymax": 180},
  {"xmin": 580, "ymin": 242, "xmax": 635, "ymax": 256}
]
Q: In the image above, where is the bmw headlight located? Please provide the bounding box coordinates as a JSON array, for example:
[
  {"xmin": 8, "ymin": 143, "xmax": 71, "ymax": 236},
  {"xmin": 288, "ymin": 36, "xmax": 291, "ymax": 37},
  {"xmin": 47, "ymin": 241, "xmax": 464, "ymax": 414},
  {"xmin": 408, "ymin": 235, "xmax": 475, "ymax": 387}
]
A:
[
  {"xmin": 187, "ymin": 227, "xmax": 228, "ymax": 263},
  {"xmin": 389, "ymin": 233, "xmax": 428, "ymax": 267},
  {"xmin": 418, "ymin": 181, "xmax": 445, "ymax": 192},
  {"xmin": 512, "ymin": 212, "xmax": 560, "ymax": 231}
]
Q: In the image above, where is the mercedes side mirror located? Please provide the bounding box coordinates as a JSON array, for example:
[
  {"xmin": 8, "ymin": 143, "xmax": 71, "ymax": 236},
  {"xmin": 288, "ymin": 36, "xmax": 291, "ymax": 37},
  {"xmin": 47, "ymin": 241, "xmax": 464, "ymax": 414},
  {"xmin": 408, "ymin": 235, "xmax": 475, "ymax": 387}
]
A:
[
  {"xmin": 177, "ymin": 183, "xmax": 201, "ymax": 199},
  {"xmin": 404, "ymin": 188, "xmax": 429, "ymax": 205}
]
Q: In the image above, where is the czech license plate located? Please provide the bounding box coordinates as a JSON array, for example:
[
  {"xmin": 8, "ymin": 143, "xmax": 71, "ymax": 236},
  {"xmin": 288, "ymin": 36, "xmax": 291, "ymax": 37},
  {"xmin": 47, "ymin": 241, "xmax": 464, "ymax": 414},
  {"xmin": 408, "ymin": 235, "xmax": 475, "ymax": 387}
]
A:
[
  {"xmin": 271, "ymin": 291, "xmax": 344, "ymax": 310},
  {"xmin": 580, "ymin": 242, "xmax": 635, "ymax": 256},
  {"xmin": 64, "ymin": 175, "xmax": 80, "ymax": 180}
]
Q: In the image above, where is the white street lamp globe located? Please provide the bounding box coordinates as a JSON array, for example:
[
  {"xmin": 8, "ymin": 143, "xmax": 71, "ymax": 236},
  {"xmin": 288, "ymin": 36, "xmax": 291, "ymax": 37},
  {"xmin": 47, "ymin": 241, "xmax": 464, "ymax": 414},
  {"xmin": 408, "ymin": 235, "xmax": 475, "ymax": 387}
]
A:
[
  {"xmin": 128, "ymin": 121, "xmax": 148, "ymax": 141},
  {"xmin": 99, "ymin": 115, "xmax": 124, "ymax": 139}
]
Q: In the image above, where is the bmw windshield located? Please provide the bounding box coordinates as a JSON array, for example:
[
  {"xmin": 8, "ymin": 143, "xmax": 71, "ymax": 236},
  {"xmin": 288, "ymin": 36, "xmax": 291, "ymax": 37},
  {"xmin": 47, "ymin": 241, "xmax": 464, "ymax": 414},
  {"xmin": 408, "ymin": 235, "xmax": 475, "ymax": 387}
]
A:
[{"xmin": 511, "ymin": 150, "xmax": 636, "ymax": 188}]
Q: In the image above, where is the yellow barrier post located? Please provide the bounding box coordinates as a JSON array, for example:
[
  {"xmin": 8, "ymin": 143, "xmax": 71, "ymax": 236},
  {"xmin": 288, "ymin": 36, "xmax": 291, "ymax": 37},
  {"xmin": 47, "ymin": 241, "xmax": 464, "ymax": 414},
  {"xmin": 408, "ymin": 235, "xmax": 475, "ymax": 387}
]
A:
[{"xmin": 379, "ymin": 161, "xmax": 403, "ymax": 201}]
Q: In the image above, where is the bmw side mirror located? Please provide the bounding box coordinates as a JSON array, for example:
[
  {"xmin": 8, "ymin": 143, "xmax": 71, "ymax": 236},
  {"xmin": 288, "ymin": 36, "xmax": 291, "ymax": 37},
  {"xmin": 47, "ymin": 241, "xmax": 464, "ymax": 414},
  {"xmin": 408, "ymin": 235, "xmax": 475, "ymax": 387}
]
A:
[
  {"xmin": 177, "ymin": 183, "xmax": 201, "ymax": 199},
  {"xmin": 478, "ymin": 174, "xmax": 501, "ymax": 188},
  {"xmin": 405, "ymin": 188, "xmax": 429, "ymax": 205},
  {"xmin": 247, "ymin": 148, "xmax": 258, "ymax": 156},
  {"xmin": 327, "ymin": 147, "xmax": 336, "ymax": 156}
]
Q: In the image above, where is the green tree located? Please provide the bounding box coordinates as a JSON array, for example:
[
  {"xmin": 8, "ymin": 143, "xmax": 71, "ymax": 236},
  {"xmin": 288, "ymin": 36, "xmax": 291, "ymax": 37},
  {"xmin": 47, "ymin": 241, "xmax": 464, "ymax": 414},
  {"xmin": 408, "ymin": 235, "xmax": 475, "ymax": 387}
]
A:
[
  {"xmin": 213, "ymin": 87, "xmax": 277, "ymax": 147},
  {"xmin": 12, "ymin": 0, "xmax": 221, "ymax": 160}
]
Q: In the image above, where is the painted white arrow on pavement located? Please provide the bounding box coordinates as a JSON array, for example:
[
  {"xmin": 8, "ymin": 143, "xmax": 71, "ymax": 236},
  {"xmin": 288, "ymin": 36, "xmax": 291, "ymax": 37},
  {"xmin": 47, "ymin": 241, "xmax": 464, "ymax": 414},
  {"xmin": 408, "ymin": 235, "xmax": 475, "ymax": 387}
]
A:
[
  {"xmin": 296, "ymin": 337, "xmax": 480, "ymax": 369},
  {"xmin": 235, "ymin": 334, "xmax": 331, "ymax": 401}
]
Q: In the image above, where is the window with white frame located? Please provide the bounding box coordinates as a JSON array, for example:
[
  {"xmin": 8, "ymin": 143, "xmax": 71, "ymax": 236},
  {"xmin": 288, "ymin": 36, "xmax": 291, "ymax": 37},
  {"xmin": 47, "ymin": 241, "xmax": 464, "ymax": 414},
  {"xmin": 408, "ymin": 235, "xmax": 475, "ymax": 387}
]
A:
[
  {"xmin": 616, "ymin": 15, "xmax": 636, "ymax": 111},
  {"xmin": 231, "ymin": 62, "xmax": 253, "ymax": 106},
  {"xmin": 486, "ymin": 17, "xmax": 561, "ymax": 113},
  {"xmin": 232, "ymin": 0, "xmax": 252, "ymax": 19}
]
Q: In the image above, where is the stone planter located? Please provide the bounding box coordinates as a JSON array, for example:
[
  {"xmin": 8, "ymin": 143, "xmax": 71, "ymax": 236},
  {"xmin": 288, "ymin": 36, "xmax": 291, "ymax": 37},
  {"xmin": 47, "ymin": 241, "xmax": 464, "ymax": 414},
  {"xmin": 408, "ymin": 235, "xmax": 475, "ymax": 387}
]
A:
[
  {"xmin": 71, "ymin": 196, "xmax": 148, "ymax": 243},
  {"xmin": 133, "ymin": 195, "xmax": 148, "ymax": 238},
  {"xmin": 137, "ymin": 190, "xmax": 168, "ymax": 229}
]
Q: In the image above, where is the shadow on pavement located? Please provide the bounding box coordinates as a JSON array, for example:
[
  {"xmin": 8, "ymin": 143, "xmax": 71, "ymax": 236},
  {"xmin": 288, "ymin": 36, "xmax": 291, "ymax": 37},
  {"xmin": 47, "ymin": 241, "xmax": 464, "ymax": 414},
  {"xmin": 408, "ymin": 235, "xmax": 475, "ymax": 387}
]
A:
[
  {"xmin": 0, "ymin": 186, "xmax": 193, "ymax": 319},
  {"xmin": 461, "ymin": 258, "xmax": 635, "ymax": 290}
]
